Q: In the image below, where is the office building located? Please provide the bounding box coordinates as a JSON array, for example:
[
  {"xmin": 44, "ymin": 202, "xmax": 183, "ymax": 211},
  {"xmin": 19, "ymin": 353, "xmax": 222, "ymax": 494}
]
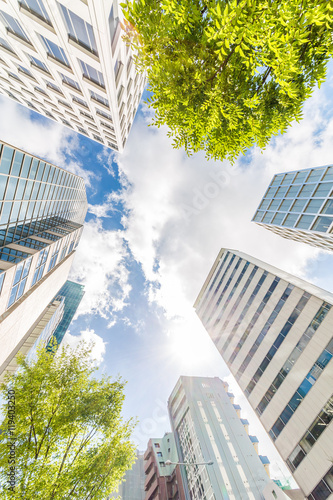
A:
[
  {"xmin": 252, "ymin": 165, "xmax": 333, "ymax": 250},
  {"xmin": 167, "ymin": 375, "xmax": 290, "ymax": 500},
  {"xmin": 194, "ymin": 249, "xmax": 333, "ymax": 500},
  {"xmin": 143, "ymin": 433, "xmax": 186, "ymax": 500},
  {"xmin": 0, "ymin": 0, "xmax": 146, "ymax": 152},
  {"xmin": 0, "ymin": 140, "xmax": 87, "ymax": 376},
  {"xmin": 110, "ymin": 450, "xmax": 145, "ymax": 500}
]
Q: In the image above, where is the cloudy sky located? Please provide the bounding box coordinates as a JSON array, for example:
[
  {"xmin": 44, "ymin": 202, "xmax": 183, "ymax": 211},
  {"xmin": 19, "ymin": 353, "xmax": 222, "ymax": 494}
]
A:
[{"xmin": 1, "ymin": 60, "xmax": 333, "ymax": 483}]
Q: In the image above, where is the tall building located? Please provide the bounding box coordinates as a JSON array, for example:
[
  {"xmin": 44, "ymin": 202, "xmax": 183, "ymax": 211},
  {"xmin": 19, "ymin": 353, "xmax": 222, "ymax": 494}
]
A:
[
  {"xmin": 252, "ymin": 165, "xmax": 333, "ymax": 250},
  {"xmin": 143, "ymin": 433, "xmax": 186, "ymax": 500},
  {"xmin": 167, "ymin": 375, "xmax": 289, "ymax": 500},
  {"xmin": 0, "ymin": 0, "xmax": 145, "ymax": 152},
  {"xmin": 194, "ymin": 249, "xmax": 333, "ymax": 500},
  {"xmin": 110, "ymin": 450, "xmax": 145, "ymax": 500},
  {"xmin": 0, "ymin": 139, "xmax": 87, "ymax": 376}
]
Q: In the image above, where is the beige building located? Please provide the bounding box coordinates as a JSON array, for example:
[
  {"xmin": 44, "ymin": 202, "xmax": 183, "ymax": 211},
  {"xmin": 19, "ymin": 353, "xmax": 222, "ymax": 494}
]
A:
[
  {"xmin": 0, "ymin": 0, "xmax": 145, "ymax": 152},
  {"xmin": 194, "ymin": 249, "xmax": 333, "ymax": 500},
  {"xmin": 0, "ymin": 140, "xmax": 87, "ymax": 375}
]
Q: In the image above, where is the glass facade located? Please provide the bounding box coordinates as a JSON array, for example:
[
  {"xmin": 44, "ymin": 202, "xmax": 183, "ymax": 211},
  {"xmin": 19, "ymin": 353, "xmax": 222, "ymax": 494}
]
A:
[
  {"xmin": 253, "ymin": 165, "xmax": 333, "ymax": 250},
  {"xmin": 46, "ymin": 280, "xmax": 85, "ymax": 351}
]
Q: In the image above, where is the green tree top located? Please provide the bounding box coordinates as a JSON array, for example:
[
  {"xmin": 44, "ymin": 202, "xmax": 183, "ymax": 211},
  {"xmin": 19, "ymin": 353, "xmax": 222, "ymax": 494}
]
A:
[
  {"xmin": 0, "ymin": 343, "xmax": 136, "ymax": 500},
  {"xmin": 121, "ymin": 0, "xmax": 333, "ymax": 162}
]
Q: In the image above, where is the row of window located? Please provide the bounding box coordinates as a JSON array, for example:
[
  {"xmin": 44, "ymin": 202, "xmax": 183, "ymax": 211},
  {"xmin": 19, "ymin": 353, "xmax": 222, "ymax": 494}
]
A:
[
  {"xmin": 269, "ymin": 338, "xmax": 333, "ymax": 441},
  {"xmin": 269, "ymin": 166, "xmax": 333, "ymax": 189},
  {"xmin": 287, "ymin": 395, "xmax": 333, "ymax": 472},
  {"xmin": 255, "ymin": 205, "xmax": 333, "ymax": 234},
  {"xmin": 201, "ymin": 253, "xmax": 237, "ymax": 321},
  {"xmin": 212, "ymin": 261, "xmax": 251, "ymax": 340},
  {"xmin": 245, "ymin": 291, "xmax": 311, "ymax": 396},
  {"xmin": 236, "ymin": 283, "xmax": 294, "ymax": 378},
  {"xmin": 227, "ymin": 271, "xmax": 269, "ymax": 364},
  {"xmin": 0, "ymin": 144, "xmax": 82, "ymax": 187},
  {"xmin": 308, "ymin": 466, "xmax": 333, "ymax": 500},
  {"xmin": 228, "ymin": 276, "xmax": 281, "ymax": 367},
  {"xmin": 256, "ymin": 303, "xmax": 331, "ymax": 416},
  {"xmin": 264, "ymin": 182, "xmax": 333, "ymax": 203},
  {"xmin": 196, "ymin": 251, "xmax": 230, "ymax": 316},
  {"xmin": 218, "ymin": 266, "xmax": 259, "ymax": 354}
]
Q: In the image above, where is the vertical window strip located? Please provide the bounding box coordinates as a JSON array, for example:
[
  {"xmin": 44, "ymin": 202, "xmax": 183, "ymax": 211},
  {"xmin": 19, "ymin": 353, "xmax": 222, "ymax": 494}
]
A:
[
  {"xmin": 60, "ymin": 4, "xmax": 98, "ymax": 56},
  {"xmin": 218, "ymin": 265, "xmax": 259, "ymax": 353},
  {"xmin": 236, "ymin": 283, "xmax": 294, "ymax": 379},
  {"xmin": 196, "ymin": 251, "xmax": 229, "ymax": 315},
  {"xmin": 256, "ymin": 303, "xmax": 332, "ymax": 416},
  {"xmin": 200, "ymin": 253, "xmax": 236, "ymax": 319},
  {"xmin": 205, "ymin": 257, "xmax": 242, "ymax": 322},
  {"xmin": 269, "ymin": 338, "xmax": 333, "ymax": 441},
  {"xmin": 228, "ymin": 271, "xmax": 269, "ymax": 365},
  {"xmin": 31, "ymin": 248, "xmax": 49, "ymax": 286},
  {"xmin": 245, "ymin": 291, "xmax": 311, "ymax": 396},
  {"xmin": 7, "ymin": 257, "xmax": 32, "ymax": 307},
  {"xmin": 286, "ymin": 395, "xmax": 333, "ymax": 472}
]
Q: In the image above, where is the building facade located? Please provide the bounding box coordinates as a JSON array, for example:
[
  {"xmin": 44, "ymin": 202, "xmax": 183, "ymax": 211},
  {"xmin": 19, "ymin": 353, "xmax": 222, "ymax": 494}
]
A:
[
  {"xmin": 143, "ymin": 433, "xmax": 186, "ymax": 500},
  {"xmin": 0, "ymin": 0, "xmax": 145, "ymax": 152},
  {"xmin": 110, "ymin": 450, "xmax": 145, "ymax": 500},
  {"xmin": 0, "ymin": 139, "xmax": 87, "ymax": 376},
  {"xmin": 194, "ymin": 249, "xmax": 333, "ymax": 500},
  {"xmin": 252, "ymin": 165, "xmax": 333, "ymax": 250},
  {"xmin": 167, "ymin": 376, "xmax": 286, "ymax": 500}
]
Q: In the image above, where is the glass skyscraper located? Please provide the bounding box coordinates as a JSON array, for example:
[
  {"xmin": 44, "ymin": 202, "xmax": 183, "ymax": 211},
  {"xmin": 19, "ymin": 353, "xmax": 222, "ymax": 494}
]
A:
[
  {"xmin": 0, "ymin": 140, "xmax": 87, "ymax": 377},
  {"xmin": 252, "ymin": 165, "xmax": 333, "ymax": 250}
]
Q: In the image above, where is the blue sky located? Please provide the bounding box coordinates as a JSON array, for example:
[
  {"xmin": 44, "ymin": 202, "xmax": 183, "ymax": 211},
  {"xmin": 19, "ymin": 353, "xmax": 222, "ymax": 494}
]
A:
[{"xmin": 1, "ymin": 61, "xmax": 333, "ymax": 482}]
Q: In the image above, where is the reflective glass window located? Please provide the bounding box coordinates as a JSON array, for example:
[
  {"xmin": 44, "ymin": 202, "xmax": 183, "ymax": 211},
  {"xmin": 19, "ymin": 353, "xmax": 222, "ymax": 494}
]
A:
[
  {"xmin": 279, "ymin": 199, "xmax": 292, "ymax": 212},
  {"xmin": 296, "ymin": 214, "xmax": 315, "ymax": 230},
  {"xmin": 29, "ymin": 159, "xmax": 39, "ymax": 180},
  {"xmin": 307, "ymin": 169, "xmax": 325, "ymax": 183},
  {"xmin": 20, "ymin": 0, "xmax": 51, "ymax": 24},
  {"xmin": 90, "ymin": 90, "xmax": 109, "ymax": 107},
  {"xmin": 294, "ymin": 170, "xmax": 310, "ymax": 184},
  {"xmin": 29, "ymin": 54, "xmax": 49, "ymax": 73},
  {"xmin": 0, "ymin": 146, "xmax": 14, "ymax": 174},
  {"xmin": 60, "ymin": 73, "xmax": 81, "ymax": 91},
  {"xmin": 312, "ymin": 216, "xmax": 333, "ymax": 233},
  {"xmin": 281, "ymin": 173, "xmax": 295, "ymax": 185},
  {"xmin": 5, "ymin": 177, "xmax": 18, "ymax": 199},
  {"xmin": 272, "ymin": 212, "xmax": 285, "ymax": 225},
  {"xmin": 60, "ymin": 4, "xmax": 98, "ymax": 56},
  {"xmin": 314, "ymin": 183, "xmax": 333, "ymax": 198},
  {"xmin": 321, "ymin": 199, "xmax": 333, "ymax": 215},
  {"xmin": 79, "ymin": 59, "xmax": 105, "ymax": 87},
  {"xmin": 299, "ymin": 184, "xmax": 316, "ymax": 197},
  {"xmin": 283, "ymin": 213, "xmax": 299, "ymax": 227},
  {"xmin": 275, "ymin": 186, "xmax": 288, "ymax": 198},
  {"xmin": 11, "ymin": 151, "xmax": 23, "ymax": 176},
  {"xmin": 0, "ymin": 11, "xmax": 30, "ymax": 43},
  {"xmin": 41, "ymin": 35, "xmax": 69, "ymax": 67},
  {"xmin": 0, "ymin": 201, "xmax": 11, "ymax": 224},
  {"xmin": 262, "ymin": 211, "xmax": 274, "ymax": 223},
  {"xmin": 304, "ymin": 198, "xmax": 325, "ymax": 213},
  {"xmin": 0, "ymin": 176, "xmax": 7, "ymax": 199},
  {"xmin": 322, "ymin": 166, "xmax": 333, "ymax": 182},
  {"xmin": 21, "ymin": 156, "xmax": 32, "ymax": 178},
  {"xmin": 269, "ymin": 199, "xmax": 281, "ymax": 210},
  {"xmin": 286, "ymin": 185, "xmax": 300, "ymax": 198}
]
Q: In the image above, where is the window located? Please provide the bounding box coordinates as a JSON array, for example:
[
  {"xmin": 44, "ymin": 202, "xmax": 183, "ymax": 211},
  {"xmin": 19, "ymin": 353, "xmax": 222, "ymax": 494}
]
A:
[
  {"xmin": 60, "ymin": 73, "xmax": 81, "ymax": 91},
  {"xmin": 41, "ymin": 35, "xmax": 70, "ymax": 67},
  {"xmin": 314, "ymin": 183, "xmax": 333, "ymax": 198},
  {"xmin": 96, "ymin": 109, "xmax": 113, "ymax": 121},
  {"xmin": 159, "ymin": 462, "xmax": 165, "ymax": 467},
  {"xmin": 18, "ymin": 64, "xmax": 36, "ymax": 79},
  {"xmin": 47, "ymin": 81, "xmax": 63, "ymax": 95},
  {"xmin": 0, "ymin": 36, "xmax": 15, "ymax": 53},
  {"xmin": 321, "ymin": 199, "xmax": 333, "ymax": 215},
  {"xmin": 282, "ymin": 213, "xmax": 299, "ymax": 227},
  {"xmin": 79, "ymin": 59, "xmax": 105, "ymax": 88},
  {"xmin": 60, "ymin": 4, "xmax": 98, "ymax": 56},
  {"xmin": 7, "ymin": 257, "xmax": 32, "ymax": 308},
  {"xmin": 31, "ymin": 248, "xmax": 49, "ymax": 286},
  {"xmin": 0, "ymin": 11, "xmax": 31, "ymax": 43},
  {"xmin": 29, "ymin": 54, "xmax": 49, "ymax": 73},
  {"xmin": 48, "ymin": 240, "xmax": 61, "ymax": 271},
  {"xmin": 294, "ymin": 170, "xmax": 310, "ymax": 184},
  {"xmin": 296, "ymin": 215, "xmax": 315, "ymax": 230},
  {"xmin": 0, "ymin": 271, "xmax": 5, "ymax": 295},
  {"xmin": 271, "ymin": 212, "xmax": 285, "ymax": 225},
  {"xmin": 307, "ymin": 169, "xmax": 325, "ymax": 183},
  {"xmin": 286, "ymin": 185, "xmax": 300, "ymax": 197},
  {"xmin": 154, "ymin": 443, "xmax": 160, "ymax": 448},
  {"xmin": 279, "ymin": 199, "xmax": 292, "ymax": 212},
  {"xmin": 20, "ymin": 0, "xmax": 52, "ymax": 25},
  {"xmin": 312, "ymin": 216, "xmax": 333, "ymax": 233},
  {"xmin": 73, "ymin": 96, "xmax": 88, "ymax": 108},
  {"xmin": 157, "ymin": 452, "xmax": 163, "ymax": 457},
  {"xmin": 90, "ymin": 90, "xmax": 109, "ymax": 107}
]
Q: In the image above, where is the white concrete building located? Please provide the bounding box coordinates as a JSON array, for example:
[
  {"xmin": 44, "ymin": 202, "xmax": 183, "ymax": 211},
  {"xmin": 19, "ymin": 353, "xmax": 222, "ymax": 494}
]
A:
[
  {"xmin": 194, "ymin": 249, "xmax": 333, "ymax": 500},
  {"xmin": 168, "ymin": 376, "xmax": 289, "ymax": 500},
  {"xmin": 0, "ymin": 0, "xmax": 145, "ymax": 152},
  {"xmin": 0, "ymin": 139, "xmax": 87, "ymax": 375}
]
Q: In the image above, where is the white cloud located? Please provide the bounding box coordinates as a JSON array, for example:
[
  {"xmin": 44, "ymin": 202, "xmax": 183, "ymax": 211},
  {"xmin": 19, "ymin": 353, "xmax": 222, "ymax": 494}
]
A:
[
  {"xmin": 69, "ymin": 218, "xmax": 131, "ymax": 319},
  {"xmin": 61, "ymin": 328, "xmax": 106, "ymax": 366},
  {"xmin": 0, "ymin": 96, "xmax": 96, "ymax": 187}
]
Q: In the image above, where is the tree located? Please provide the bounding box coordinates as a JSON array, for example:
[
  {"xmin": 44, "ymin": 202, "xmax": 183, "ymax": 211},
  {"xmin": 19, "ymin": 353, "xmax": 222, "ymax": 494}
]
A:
[
  {"xmin": 121, "ymin": 0, "xmax": 333, "ymax": 162},
  {"xmin": 0, "ymin": 343, "xmax": 136, "ymax": 499}
]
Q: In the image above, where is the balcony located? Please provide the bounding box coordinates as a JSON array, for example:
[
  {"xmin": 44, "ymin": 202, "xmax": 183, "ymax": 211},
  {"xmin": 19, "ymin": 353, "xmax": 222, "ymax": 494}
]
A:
[
  {"xmin": 144, "ymin": 466, "xmax": 156, "ymax": 489},
  {"xmin": 144, "ymin": 447, "xmax": 152, "ymax": 461},
  {"xmin": 144, "ymin": 478, "xmax": 158, "ymax": 500},
  {"xmin": 144, "ymin": 457, "xmax": 154, "ymax": 475}
]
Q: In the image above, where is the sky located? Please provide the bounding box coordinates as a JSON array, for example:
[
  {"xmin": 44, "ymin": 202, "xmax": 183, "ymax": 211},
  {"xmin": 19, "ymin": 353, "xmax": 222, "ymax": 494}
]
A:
[{"xmin": 1, "ymin": 60, "xmax": 333, "ymax": 484}]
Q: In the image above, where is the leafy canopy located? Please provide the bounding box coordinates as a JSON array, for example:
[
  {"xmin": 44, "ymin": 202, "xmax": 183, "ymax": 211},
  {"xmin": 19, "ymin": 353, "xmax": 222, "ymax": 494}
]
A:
[
  {"xmin": 0, "ymin": 343, "xmax": 136, "ymax": 500},
  {"xmin": 121, "ymin": 0, "xmax": 333, "ymax": 162}
]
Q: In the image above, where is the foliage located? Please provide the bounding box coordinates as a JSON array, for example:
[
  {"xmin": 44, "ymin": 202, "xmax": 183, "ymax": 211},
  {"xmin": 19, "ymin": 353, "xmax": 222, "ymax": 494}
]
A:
[
  {"xmin": 121, "ymin": 0, "xmax": 333, "ymax": 162},
  {"xmin": 0, "ymin": 343, "xmax": 136, "ymax": 499}
]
